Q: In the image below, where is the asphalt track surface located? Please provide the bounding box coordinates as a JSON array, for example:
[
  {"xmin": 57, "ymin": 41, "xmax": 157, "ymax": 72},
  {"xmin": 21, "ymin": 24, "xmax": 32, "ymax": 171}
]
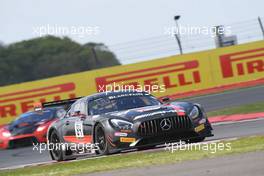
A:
[
  {"xmin": 181, "ymin": 85, "xmax": 264, "ymax": 111},
  {"xmin": 0, "ymin": 86, "xmax": 264, "ymax": 169}
]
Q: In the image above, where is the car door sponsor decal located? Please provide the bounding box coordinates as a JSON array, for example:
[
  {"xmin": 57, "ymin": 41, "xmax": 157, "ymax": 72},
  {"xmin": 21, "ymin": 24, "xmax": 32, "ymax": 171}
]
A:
[{"xmin": 75, "ymin": 121, "xmax": 84, "ymax": 138}]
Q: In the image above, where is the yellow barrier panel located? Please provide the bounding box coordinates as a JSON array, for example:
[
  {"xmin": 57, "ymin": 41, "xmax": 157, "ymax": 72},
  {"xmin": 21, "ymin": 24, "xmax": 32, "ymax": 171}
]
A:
[{"xmin": 0, "ymin": 40, "xmax": 263, "ymax": 124}]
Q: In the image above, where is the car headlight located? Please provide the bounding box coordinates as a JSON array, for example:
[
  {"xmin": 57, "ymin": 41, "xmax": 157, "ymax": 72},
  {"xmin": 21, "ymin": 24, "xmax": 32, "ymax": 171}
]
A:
[
  {"xmin": 189, "ymin": 106, "xmax": 200, "ymax": 119},
  {"xmin": 110, "ymin": 119, "xmax": 133, "ymax": 130},
  {"xmin": 2, "ymin": 131, "xmax": 11, "ymax": 138},
  {"xmin": 36, "ymin": 126, "xmax": 46, "ymax": 132}
]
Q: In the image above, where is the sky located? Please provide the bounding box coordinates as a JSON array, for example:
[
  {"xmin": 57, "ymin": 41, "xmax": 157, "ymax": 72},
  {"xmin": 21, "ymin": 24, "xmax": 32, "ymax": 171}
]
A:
[{"xmin": 0, "ymin": 0, "xmax": 263, "ymax": 63}]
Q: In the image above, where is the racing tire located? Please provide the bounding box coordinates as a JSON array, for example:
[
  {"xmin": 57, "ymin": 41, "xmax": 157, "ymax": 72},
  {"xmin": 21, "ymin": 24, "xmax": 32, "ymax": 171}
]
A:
[
  {"xmin": 94, "ymin": 124, "xmax": 110, "ymax": 155},
  {"xmin": 49, "ymin": 130, "xmax": 65, "ymax": 161}
]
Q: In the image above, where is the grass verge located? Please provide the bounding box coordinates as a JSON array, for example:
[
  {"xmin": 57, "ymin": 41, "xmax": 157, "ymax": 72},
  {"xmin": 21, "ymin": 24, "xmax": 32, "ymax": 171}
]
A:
[
  {"xmin": 1, "ymin": 136, "xmax": 264, "ymax": 176},
  {"xmin": 207, "ymin": 101, "xmax": 264, "ymax": 117}
]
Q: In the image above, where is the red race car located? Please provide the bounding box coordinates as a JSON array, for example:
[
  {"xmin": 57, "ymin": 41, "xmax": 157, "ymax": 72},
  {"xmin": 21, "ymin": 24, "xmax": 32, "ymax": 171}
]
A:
[{"xmin": 0, "ymin": 103, "xmax": 66, "ymax": 149}]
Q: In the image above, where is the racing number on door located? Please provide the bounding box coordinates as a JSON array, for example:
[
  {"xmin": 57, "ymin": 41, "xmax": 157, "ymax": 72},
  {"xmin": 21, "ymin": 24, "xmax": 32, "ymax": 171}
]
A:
[{"xmin": 75, "ymin": 121, "xmax": 84, "ymax": 138}]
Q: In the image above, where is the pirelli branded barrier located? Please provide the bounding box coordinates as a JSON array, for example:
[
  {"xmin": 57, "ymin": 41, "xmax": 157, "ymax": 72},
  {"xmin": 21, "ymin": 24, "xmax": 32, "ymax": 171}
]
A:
[{"xmin": 0, "ymin": 40, "xmax": 264, "ymax": 124}]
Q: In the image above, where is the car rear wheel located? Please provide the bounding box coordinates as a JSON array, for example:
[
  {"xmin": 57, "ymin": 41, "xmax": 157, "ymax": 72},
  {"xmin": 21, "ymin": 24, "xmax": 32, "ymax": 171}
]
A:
[{"xmin": 95, "ymin": 124, "xmax": 110, "ymax": 155}]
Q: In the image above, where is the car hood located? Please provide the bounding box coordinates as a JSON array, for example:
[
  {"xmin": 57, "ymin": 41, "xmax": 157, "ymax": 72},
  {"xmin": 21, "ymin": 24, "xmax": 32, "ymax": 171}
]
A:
[
  {"xmin": 106, "ymin": 102, "xmax": 194, "ymax": 121},
  {"xmin": 7, "ymin": 123, "xmax": 38, "ymax": 136},
  {"xmin": 8, "ymin": 119, "xmax": 50, "ymax": 136}
]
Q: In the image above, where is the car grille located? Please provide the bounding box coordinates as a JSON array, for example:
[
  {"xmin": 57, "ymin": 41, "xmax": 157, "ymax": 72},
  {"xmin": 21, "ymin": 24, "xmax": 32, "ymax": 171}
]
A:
[
  {"xmin": 9, "ymin": 137, "xmax": 38, "ymax": 148},
  {"xmin": 137, "ymin": 116, "xmax": 192, "ymax": 136}
]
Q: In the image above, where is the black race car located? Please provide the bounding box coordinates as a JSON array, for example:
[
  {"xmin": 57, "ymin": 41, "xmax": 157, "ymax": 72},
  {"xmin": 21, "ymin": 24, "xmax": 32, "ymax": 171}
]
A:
[{"xmin": 47, "ymin": 91, "xmax": 213, "ymax": 161}]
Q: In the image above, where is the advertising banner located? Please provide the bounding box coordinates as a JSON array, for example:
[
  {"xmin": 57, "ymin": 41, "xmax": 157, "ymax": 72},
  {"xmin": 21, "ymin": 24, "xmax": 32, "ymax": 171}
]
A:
[{"xmin": 0, "ymin": 40, "xmax": 263, "ymax": 124}]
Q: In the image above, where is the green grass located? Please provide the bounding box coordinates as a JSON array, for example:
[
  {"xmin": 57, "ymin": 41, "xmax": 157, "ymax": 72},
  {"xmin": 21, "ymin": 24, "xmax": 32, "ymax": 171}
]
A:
[
  {"xmin": 1, "ymin": 136, "xmax": 264, "ymax": 176},
  {"xmin": 207, "ymin": 101, "xmax": 264, "ymax": 117}
]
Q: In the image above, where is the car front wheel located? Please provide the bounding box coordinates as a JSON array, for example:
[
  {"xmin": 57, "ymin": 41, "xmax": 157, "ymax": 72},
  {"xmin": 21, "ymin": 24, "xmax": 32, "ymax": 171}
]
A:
[{"xmin": 94, "ymin": 124, "xmax": 110, "ymax": 155}]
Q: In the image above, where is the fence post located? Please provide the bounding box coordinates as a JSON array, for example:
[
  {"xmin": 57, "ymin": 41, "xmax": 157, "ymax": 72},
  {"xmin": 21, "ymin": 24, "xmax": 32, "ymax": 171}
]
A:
[{"xmin": 258, "ymin": 17, "xmax": 264, "ymax": 39}]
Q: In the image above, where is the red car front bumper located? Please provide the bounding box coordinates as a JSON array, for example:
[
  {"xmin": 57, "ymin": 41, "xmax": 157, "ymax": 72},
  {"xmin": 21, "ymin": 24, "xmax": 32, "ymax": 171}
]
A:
[{"xmin": 0, "ymin": 122, "xmax": 53, "ymax": 149}]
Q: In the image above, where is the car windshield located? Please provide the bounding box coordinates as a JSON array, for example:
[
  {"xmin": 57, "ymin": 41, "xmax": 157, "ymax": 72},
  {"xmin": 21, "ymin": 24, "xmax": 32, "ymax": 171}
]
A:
[
  {"xmin": 89, "ymin": 94, "xmax": 161, "ymax": 115},
  {"xmin": 9, "ymin": 109, "xmax": 55, "ymax": 128}
]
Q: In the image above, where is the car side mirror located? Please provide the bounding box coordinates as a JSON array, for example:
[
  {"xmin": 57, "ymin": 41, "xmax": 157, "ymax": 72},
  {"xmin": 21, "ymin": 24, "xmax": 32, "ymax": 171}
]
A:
[
  {"xmin": 161, "ymin": 97, "xmax": 170, "ymax": 103},
  {"xmin": 73, "ymin": 111, "xmax": 81, "ymax": 116},
  {"xmin": 74, "ymin": 111, "xmax": 86, "ymax": 119},
  {"xmin": 56, "ymin": 109, "xmax": 67, "ymax": 119}
]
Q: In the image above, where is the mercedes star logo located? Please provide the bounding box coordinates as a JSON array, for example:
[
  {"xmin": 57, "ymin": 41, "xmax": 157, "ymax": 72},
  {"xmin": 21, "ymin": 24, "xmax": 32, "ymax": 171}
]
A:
[{"xmin": 160, "ymin": 118, "xmax": 172, "ymax": 131}]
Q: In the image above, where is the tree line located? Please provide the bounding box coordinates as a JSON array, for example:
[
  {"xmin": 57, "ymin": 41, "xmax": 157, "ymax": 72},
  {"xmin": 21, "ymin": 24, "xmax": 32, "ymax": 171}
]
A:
[{"xmin": 0, "ymin": 36, "xmax": 120, "ymax": 86}]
